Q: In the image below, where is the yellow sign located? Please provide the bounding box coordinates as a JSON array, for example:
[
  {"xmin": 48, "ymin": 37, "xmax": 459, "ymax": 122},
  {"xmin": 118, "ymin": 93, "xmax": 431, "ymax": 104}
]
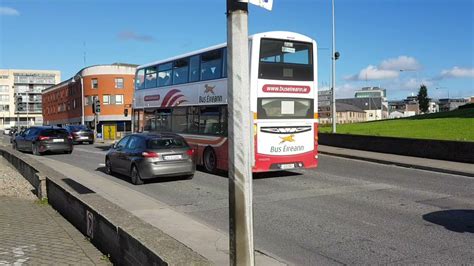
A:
[{"xmin": 279, "ymin": 134, "xmax": 295, "ymax": 144}]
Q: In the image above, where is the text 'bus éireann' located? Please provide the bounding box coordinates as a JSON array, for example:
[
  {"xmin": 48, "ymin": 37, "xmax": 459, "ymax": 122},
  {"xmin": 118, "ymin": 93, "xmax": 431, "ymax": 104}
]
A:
[{"xmin": 133, "ymin": 31, "xmax": 319, "ymax": 173}]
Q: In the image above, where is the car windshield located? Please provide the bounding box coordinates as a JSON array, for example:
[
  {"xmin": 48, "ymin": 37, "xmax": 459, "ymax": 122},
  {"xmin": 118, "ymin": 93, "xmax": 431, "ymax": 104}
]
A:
[
  {"xmin": 147, "ymin": 137, "xmax": 188, "ymax": 149},
  {"xmin": 70, "ymin": 125, "xmax": 89, "ymax": 131},
  {"xmin": 41, "ymin": 129, "xmax": 69, "ymax": 137}
]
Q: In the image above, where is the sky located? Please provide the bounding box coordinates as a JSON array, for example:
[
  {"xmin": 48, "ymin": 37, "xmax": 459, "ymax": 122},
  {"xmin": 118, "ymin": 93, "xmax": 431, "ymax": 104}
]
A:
[{"xmin": 0, "ymin": 0, "xmax": 473, "ymax": 100}]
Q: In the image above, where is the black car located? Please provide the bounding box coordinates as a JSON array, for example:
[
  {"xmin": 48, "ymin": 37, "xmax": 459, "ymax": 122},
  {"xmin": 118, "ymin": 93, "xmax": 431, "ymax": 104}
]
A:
[
  {"xmin": 12, "ymin": 126, "xmax": 73, "ymax": 155},
  {"xmin": 64, "ymin": 125, "xmax": 94, "ymax": 144}
]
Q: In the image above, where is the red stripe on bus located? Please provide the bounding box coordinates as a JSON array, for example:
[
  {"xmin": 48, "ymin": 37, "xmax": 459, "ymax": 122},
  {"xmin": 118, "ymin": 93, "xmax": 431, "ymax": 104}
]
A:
[
  {"xmin": 167, "ymin": 94, "xmax": 185, "ymax": 107},
  {"xmin": 161, "ymin": 89, "xmax": 181, "ymax": 107}
]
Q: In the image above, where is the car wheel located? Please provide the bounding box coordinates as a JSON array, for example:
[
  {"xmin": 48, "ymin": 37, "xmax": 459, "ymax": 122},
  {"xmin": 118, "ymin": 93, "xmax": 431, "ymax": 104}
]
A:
[
  {"xmin": 130, "ymin": 165, "xmax": 144, "ymax": 185},
  {"xmin": 203, "ymin": 147, "xmax": 217, "ymax": 173},
  {"xmin": 64, "ymin": 150, "xmax": 72, "ymax": 154},
  {"xmin": 32, "ymin": 143, "xmax": 41, "ymax": 156},
  {"xmin": 105, "ymin": 158, "xmax": 113, "ymax": 175}
]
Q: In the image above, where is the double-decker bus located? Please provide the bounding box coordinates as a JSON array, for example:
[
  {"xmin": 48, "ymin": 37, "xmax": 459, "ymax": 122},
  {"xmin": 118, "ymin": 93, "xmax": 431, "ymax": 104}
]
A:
[{"xmin": 133, "ymin": 31, "xmax": 318, "ymax": 173}]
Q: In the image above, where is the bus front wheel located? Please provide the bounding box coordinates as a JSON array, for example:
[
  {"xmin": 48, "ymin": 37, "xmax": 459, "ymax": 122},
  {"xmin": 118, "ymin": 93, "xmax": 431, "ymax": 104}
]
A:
[{"xmin": 203, "ymin": 147, "xmax": 217, "ymax": 173}]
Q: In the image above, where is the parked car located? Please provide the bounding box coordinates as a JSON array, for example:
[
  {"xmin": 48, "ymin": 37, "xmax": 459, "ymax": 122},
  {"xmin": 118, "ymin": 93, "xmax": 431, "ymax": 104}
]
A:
[
  {"xmin": 10, "ymin": 128, "xmax": 26, "ymax": 143},
  {"xmin": 105, "ymin": 133, "xmax": 195, "ymax": 185},
  {"xmin": 3, "ymin": 128, "xmax": 11, "ymax": 135},
  {"xmin": 8, "ymin": 126, "xmax": 18, "ymax": 136},
  {"xmin": 64, "ymin": 125, "xmax": 94, "ymax": 144},
  {"xmin": 12, "ymin": 126, "xmax": 73, "ymax": 155}
]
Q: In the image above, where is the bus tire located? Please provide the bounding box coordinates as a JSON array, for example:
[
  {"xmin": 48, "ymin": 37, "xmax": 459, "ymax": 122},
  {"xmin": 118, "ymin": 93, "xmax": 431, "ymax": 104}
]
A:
[{"xmin": 203, "ymin": 147, "xmax": 217, "ymax": 173}]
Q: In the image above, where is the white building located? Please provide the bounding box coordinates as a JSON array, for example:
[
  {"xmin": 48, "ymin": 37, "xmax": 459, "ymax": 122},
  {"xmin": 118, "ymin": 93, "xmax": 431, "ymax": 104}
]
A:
[{"xmin": 0, "ymin": 69, "xmax": 61, "ymax": 129}]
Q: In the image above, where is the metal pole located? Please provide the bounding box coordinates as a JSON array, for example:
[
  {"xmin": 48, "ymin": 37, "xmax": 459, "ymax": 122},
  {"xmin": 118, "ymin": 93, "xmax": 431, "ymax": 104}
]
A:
[
  {"xmin": 331, "ymin": 0, "xmax": 337, "ymax": 133},
  {"xmin": 26, "ymin": 91, "xmax": 29, "ymax": 128},
  {"xmin": 81, "ymin": 77, "xmax": 85, "ymax": 125},
  {"xmin": 226, "ymin": 0, "xmax": 254, "ymax": 265},
  {"xmin": 131, "ymin": 98, "xmax": 135, "ymax": 133}
]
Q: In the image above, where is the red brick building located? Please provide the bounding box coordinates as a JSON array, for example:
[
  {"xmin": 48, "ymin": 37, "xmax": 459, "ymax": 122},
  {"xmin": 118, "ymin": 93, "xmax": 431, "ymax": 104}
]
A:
[{"xmin": 42, "ymin": 64, "xmax": 137, "ymax": 139}]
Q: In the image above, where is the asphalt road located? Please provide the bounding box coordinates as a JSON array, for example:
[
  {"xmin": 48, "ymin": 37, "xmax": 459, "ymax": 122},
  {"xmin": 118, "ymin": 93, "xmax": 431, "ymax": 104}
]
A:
[{"xmin": 2, "ymin": 134, "xmax": 473, "ymax": 265}]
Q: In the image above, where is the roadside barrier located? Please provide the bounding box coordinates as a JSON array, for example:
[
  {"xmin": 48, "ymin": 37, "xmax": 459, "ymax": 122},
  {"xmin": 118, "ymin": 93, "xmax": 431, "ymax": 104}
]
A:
[
  {"xmin": 318, "ymin": 133, "xmax": 474, "ymax": 163},
  {"xmin": 0, "ymin": 147, "xmax": 211, "ymax": 265}
]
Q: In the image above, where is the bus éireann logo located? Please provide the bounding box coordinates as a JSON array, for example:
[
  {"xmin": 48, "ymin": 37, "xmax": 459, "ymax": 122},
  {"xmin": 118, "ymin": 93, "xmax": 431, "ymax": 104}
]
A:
[
  {"xmin": 204, "ymin": 84, "xmax": 215, "ymax": 94},
  {"xmin": 279, "ymin": 134, "xmax": 295, "ymax": 144},
  {"xmin": 200, "ymin": 84, "xmax": 222, "ymax": 103}
]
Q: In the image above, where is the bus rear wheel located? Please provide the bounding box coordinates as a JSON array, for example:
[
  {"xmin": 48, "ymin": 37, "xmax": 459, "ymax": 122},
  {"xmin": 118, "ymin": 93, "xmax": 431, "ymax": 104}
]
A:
[{"xmin": 203, "ymin": 147, "xmax": 217, "ymax": 173}]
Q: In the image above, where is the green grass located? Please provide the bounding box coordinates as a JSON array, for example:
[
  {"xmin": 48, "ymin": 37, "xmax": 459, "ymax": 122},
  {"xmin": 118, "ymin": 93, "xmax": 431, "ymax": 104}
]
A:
[
  {"xmin": 319, "ymin": 107, "xmax": 474, "ymax": 142},
  {"xmin": 35, "ymin": 198, "xmax": 49, "ymax": 205}
]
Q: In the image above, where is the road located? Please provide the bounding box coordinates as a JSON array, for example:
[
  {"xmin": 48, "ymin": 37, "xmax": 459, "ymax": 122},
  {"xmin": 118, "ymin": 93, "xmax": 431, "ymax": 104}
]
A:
[{"xmin": 1, "ymin": 134, "xmax": 473, "ymax": 265}]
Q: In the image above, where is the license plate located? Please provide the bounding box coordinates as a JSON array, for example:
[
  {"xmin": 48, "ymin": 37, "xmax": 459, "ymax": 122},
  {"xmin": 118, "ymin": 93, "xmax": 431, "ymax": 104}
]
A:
[
  {"xmin": 53, "ymin": 139, "xmax": 64, "ymax": 142},
  {"xmin": 164, "ymin": 155, "xmax": 182, "ymax": 160},
  {"xmin": 280, "ymin": 163, "xmax": 295, "ymax": 170}
]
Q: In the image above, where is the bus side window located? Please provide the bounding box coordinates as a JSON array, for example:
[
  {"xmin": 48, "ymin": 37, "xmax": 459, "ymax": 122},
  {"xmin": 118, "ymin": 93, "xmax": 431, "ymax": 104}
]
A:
[
  {"xmin": 136, "ymin": 69, "xmax": 145, "ymax": 90},
  {"xmin": 158, "ymin": 62, "xmax": 173, "ymax": 87},
  {"xmin": 173, "ymin": 58, "xmax": 189, "ymax": 85},
  {"xmin": 189, "ymin": 55, "xmax": 200, "ymax": 82},
  {"xmin": 201, "ymin": 49, "xmax": 222, "ymax": 81},
  {"xmin": 144, "ymin": 66, "xmax": 157, "ymax": 89},
  {"xmin": 222, "ymin": 48, "xmax": 227, "ymax": 78}
]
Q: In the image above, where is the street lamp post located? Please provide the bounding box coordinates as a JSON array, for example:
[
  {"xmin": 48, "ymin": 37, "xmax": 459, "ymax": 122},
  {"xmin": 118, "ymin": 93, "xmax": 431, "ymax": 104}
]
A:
[{"xmin": 331, "ymin": 0, "xmax": 339, "ymax": 133}]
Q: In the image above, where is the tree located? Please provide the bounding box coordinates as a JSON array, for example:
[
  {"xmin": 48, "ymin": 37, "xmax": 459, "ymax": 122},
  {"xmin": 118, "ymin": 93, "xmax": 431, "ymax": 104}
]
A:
[{"xmin": 417, "ymin": 84, "xmax": 429, "ymax": 113}]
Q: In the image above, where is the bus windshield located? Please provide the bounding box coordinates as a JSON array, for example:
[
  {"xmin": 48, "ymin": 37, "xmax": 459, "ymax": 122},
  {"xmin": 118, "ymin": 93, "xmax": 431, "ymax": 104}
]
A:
[
  {"xmin": 259, "ymin": 39, "xmax": 313, "ymax": 81},
  {"xmin": 257, "ymin": 98, "xmax": 314, "ymax": 119}
]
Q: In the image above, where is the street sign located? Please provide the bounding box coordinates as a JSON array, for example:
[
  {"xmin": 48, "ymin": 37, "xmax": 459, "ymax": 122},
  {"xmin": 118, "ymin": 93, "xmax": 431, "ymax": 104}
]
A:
[
  {"xmin": 318, "ymin": 90, "xmax": 332, "ymax": 96},
  {"xmin": 240, "ymin": 0, "xmax": 273, "ymax": 10},
  {"xmin": 319, "ymin": 100, "xmax": 331, "ymax": 107},
  {"xmin": 319, "ymin": 95, "xmax": 332, "ymax": 101}
]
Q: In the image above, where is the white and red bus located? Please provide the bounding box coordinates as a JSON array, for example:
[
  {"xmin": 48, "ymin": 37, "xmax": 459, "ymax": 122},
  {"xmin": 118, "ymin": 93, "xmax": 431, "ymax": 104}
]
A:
[{"xmin": 133, "ymin": 31, "xmax": 318, "ymax": 173}]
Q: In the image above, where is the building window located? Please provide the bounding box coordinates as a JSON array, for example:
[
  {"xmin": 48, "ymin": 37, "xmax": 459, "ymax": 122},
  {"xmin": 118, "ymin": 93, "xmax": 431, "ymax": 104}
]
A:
[
  {"xmin": 115, "ymin": 94, "xmax": 124, "ymax": 105},
  {"xmin": 115, "ymin": 78, "xmax": 124, "ymax": 89},
  {"xmin": 0, "ymin": 85, "xmax": 9, "ymax": 92},
  {"xmin": 103, "ymin": 95, "xmax": 110, "ymax": 105},
  {"xmin": 92, "ymin": 78, "xmax": 98, "ymax": 89}
]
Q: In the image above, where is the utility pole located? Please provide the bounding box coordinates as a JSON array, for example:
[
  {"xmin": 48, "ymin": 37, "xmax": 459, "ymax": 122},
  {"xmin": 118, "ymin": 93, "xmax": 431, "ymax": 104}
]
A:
[
  {"xmin": 226, "ymin": 0, "xmax": 254, "ymax": 265},
  {"xmin": 331, "ymin": 0, "xmax": 338, "ymax": 133}
]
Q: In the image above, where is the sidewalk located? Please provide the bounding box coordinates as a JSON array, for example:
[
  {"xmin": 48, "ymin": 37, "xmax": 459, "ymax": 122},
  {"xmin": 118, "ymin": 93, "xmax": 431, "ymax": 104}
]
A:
[
  {"xmin": 318, "ymin": 145, "xmax": 474, "ymax": 177},
  {"xmin": 0, "ymin": 158, "xmax": 108, "ymax": 265}
]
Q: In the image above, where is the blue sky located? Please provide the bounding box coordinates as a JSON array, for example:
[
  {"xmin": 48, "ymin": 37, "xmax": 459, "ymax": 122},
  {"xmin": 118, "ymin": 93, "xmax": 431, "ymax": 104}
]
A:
[{"xmin": 0, "ymin": 0, "xmax": 473, "ymax": 100}]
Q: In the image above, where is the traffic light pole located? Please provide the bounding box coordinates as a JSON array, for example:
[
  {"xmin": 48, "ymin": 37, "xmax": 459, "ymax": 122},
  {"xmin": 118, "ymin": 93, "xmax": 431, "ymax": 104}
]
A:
[{"xmin": 226, "ymin": 1, "xmax": 254, "ymax": 265}]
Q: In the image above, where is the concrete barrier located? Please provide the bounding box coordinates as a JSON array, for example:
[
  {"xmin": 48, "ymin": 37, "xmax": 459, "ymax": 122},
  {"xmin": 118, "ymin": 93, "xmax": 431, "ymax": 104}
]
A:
[
  {"xmin": 0, "ymin": 148, "xmax": 47, "ymax": 199},
  {"xmin": 318, "ymin": 133, "xmax": 474, "ymax": 163},
  {"xmin": 0, "ymin": 147, "xmax": 211, "ymax": 265}
]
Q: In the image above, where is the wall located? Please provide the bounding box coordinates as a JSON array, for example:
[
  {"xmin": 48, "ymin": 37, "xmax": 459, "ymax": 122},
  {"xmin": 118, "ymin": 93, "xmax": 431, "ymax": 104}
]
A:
[{"xmin": 319, "ymin": 133, "xmax": 474, "ymax": 163}]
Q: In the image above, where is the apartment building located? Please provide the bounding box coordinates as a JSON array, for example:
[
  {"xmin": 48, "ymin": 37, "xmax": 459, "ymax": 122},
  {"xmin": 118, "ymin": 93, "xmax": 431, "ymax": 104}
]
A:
[
  {"xmin": 42, "ymin": 64, "xmax": 137, "ymax": 140},
  {"xmin": 0, "ymin": 69, "xmax": 60, "ymax": 129}
]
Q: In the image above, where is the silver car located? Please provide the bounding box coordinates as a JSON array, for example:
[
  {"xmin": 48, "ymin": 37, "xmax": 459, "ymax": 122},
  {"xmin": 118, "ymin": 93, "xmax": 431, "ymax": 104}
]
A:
[{"xmin": 105, "ymin": 133, "xmax": 195, "ymax": 185}]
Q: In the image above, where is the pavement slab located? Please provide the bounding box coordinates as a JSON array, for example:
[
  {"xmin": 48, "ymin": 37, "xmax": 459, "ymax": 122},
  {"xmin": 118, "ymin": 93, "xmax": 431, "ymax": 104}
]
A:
[{"xmin": 0, "ymin": 156, "xmax": 108, "ymax": 265}]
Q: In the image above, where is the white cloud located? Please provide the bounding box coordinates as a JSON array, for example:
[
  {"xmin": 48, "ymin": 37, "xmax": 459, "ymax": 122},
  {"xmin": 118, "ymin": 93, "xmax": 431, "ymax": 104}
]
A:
[
  {"xmin": 0, "ymin": 7, "xmax": 20, "ymax": 16},
  {"xmin": 380, "ymin": 56, "xmax": 421, "ymax": 71},
  {"xmin": 336, "ymin": 83, "xmax": 358, "ymax": 98},
  {"xmin": 317, "ymin": 83, "xmax": 355, "ymax": 99},
  {"xmin": 346, "ymin": 55, "xmax": 421, "ymax": 81},
  {"xmin": 439, "ymin": 66, "xmax": 474, "ymax": 79},
  {"xmin": 345, "ymin": 65, "xmax": 399, "ymax": 81},
  {"xmin": 402, "ymin": 78, "xmax": 433, "ymax": 90},
  {"xmin": 118, "ymin": 31, "xmax": 154, "ymax": 42}
]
